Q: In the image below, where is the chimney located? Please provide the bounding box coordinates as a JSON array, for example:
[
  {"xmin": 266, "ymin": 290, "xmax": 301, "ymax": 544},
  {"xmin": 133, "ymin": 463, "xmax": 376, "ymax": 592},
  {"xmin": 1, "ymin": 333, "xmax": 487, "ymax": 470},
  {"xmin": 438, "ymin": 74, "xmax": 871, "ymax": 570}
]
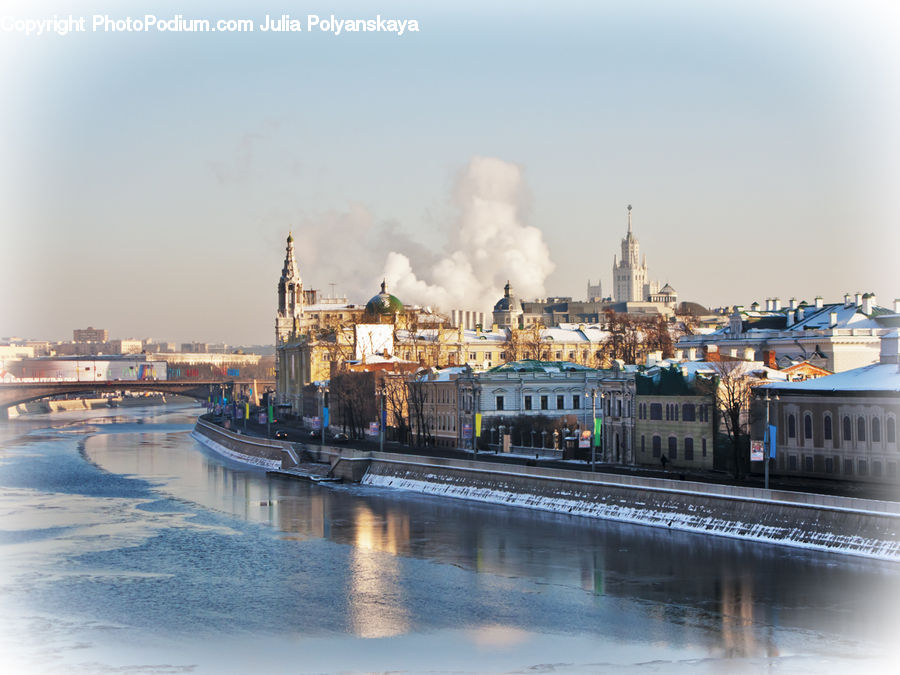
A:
[
  {"xmin": 476, "ymin": 324, "xmax": 482, "ymax": 337},
  {"xmin": 491, "ymin": 323, "xmax": 498, "ymax": 333},
  {"xmin": 797, "ymin": 307, "xmax": 805, "ymax": 322},
  {"xmin": 814, "ymin": 296, "xmax": 824, "ymax": 309},
  {"xmin": 844, "ymin": 293, "xmax": 852, "ymax": 307},
  {"xmin": 773, "ymin": 298, "xmax": 782, "ymax": 311},
  {"xmin": 895, "ymin": 299, "xmax": 900, "ymax": 314},
  {"xmin": 879, "ymin": 330, "xmax": 899, "ymax": 365},
  {"xmin": 763, "ymin": 349, "xmax": 778, "ymax": 369},
  {"xmin": 790, "ymin": 297, "xmax": 798, "ymax": 310},
  {"xmin": 786, "ymin": 310, "xmax": 795, "ymax": 327},
  {"xmin": 704, "ymin": 344, "xmax": 720, "ymax": 362},
  {"xmin": 751, "ymin": 301, "xmax": 760, "ymax": 311},
  {"xmin": 855, "ymin": 292, "xmax": 863, "ymax": 307},
  {"xmin": 829, "ymin": 311, "xmax": 838, "ymax": 328},
  {"xmin": 861, "ymin": 293, "xmax": 875, "ymax": 315}
]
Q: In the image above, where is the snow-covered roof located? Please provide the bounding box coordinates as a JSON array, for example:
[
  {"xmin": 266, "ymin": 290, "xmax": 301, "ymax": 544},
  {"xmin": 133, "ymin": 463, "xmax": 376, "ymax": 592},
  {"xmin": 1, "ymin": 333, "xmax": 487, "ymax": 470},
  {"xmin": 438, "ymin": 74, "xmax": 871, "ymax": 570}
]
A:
[{"xmin": 760, "ymin": 362, "xmax": 900, "ymax": 393}]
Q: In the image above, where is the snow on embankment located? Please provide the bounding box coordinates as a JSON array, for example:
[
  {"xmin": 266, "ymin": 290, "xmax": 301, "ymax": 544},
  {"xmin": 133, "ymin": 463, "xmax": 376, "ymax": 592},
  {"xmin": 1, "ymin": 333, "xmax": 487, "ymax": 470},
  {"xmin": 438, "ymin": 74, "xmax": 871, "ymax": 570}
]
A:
[
  {"xmin": 363, "ymin": 459, "xmax": 900, "ymax": 561},
  {"xmin": 192, "ymin": 418, "xmax": 286, "ymax": 470}
]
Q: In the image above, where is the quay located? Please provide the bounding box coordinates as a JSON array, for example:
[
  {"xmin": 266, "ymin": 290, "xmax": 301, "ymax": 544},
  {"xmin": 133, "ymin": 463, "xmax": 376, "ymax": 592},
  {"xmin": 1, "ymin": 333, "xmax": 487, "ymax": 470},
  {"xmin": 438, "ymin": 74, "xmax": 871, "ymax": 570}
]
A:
[{"xmin": 193, "ymin": 416, "xmax": 900, "ymax": 561}]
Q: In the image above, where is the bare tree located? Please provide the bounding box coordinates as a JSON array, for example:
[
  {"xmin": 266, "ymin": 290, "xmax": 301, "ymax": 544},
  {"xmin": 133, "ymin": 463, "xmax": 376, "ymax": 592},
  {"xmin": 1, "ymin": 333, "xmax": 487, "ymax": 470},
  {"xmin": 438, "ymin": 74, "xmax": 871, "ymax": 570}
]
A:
[
  {"xmin": 329, "ymin": 371, "xmax": 376, "ymax": 440},
  {"xmin": 711, "ymin": 360, "xmax": 753, "ymax": 479},
  {"xmin": 406, "ymin": 376, "xmax": 434, "ymax": 448},
  {"xmin": 381, "ymin": 372, "xmax": 411, "ymax": 444}
]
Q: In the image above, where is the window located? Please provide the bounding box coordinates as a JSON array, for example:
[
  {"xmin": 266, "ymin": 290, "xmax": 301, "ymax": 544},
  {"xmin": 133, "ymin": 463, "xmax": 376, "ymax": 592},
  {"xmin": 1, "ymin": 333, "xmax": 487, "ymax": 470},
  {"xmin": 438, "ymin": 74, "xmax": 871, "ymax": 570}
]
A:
[
  {"xmin": 524, "ymin": 396, "xmax": 532, "ymax": 411},
  {"xmin": 540, "ymin": 395, "xmax": 548, "ymax": 410},
  {"xmin": 844, "ymin": 459, "xmax": 853, "ymax": 475},
  {"xmin": 652, "ymin": 436, "xmax": 661, "ymax": 458},
  {"xmin": 858, "ymin": 459, "xmax": 868, "ymax": 476},
  {"xmin": 650, "ymin": 403, "xmax": 662, "ymax": 420},
  {"xmin": 684, "ymin": 437, "xmax": 694, "ymax": 460},
  {"xmin": 496, "ymin": 395, "xmax": 504, "ymax": 411},
  {"xmin": 668, "ymin": 436, "xmax": 677, "ymax": 460},
  {"xmin": 843, "ymin": 416, "xmax": 852, "ymax": 441},
  {"xmin": 469, "ymin": 352, "xmax": 477, "ymax": 360},
  {"xmin": 825, "ymin": 457, "xmax": 834, "ymax": 474},
  {"xmin": 857, "ymin": 417, "xmax": 867, "ymax": 442},
  {"xmin": 788, "ymin": 414, "xmax": 796, "ymax": 438},
  {"xmin": 824, "ymin": 415, "xmax": 832, "ymax": 441},
  {"xmin": 573, "ymin": 395, "xmax": 580, "ymax": 410},
  {"xmin": 888, "ymin": 417, "xmax": 896, "ymax": 444},
  {"xmin": 617, "ymin": 399, "xmax": 622, "ymax": 417},
  {"xmin": 557, "ymin": 395, "xmax": 565, "ymax": 410},
  {"xmin": 702, "ymin": 437, "xmax": 707, "ymax": 457},
  {"xmin": 682, "ymin": 404, "xmax": 696, "ymax": 421},
  {"xmin": 873, "ymin": 417, "xmax": 881, "ymax": 443},
  {"xmin": 804, "ymin": 414, "xmax": 812, "ymax": 440}
]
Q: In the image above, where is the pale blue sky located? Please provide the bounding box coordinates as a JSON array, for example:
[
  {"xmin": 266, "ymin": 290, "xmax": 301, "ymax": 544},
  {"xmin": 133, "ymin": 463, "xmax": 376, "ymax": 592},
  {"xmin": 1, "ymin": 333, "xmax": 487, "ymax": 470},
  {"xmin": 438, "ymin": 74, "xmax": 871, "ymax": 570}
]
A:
[{"xmin": 1, "ymin": 0, "xmax": 898, "ymax": 344}]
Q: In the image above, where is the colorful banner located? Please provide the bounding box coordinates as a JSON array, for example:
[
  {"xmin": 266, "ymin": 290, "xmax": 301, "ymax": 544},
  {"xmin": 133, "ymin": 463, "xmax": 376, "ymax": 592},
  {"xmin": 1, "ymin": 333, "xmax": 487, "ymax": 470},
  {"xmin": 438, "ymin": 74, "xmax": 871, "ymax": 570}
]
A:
[
  {"xmin": 750, "ymin": 440, "xmax": 764, "ymax": 462},
  {"xmin": 267, "ymin": 405, "xmax": 274, "ymax": 423},
  {"xmin": 463, "ymin": 423, "xmax": 473, "ymax": 439},
  {"xmin": 579, "ymin": 429, "xmax": 591, "ymax": 449},
  {"xmin": 475, "ymin": 413, "xmax": 482, "ymax": 439},
  {"xmin": 768, "ymin": 424, "xmax": 777, "ymax": 458},
  {"xmin": 593, "ymin": 418, "xmax": 602, "ymax": 447}
]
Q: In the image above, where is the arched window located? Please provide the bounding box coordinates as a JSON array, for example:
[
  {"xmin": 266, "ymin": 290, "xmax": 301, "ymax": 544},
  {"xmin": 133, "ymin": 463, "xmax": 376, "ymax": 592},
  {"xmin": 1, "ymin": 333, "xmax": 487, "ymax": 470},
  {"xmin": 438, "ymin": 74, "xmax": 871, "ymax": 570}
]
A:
[
  {"xmin": 824, "ymin": 415, "xmax": 832, "ymax": 441},
  {"xmin": 684, "ymin": 437, "xmax": 694, "ymax": 460},
  {"xmin": 668, "ymin": 436, "xmax": 678, "ymax": 459},
  {"xmin": 888, "ymin": 417, "xmax": 896, "ymax": 444},
  {"xmin": 804, "ymin": 414, "xmax": 813, "ymax": 440},
  {"xmin": 872, "ymin": 417, "xmax": 881, "ymax": 443},
  {"xmin": 652, "ymin": 436, "xmax": 661, "ymax": 457},
  {"xmin": 857, "ymin": 417, "xmax": 867, "ymax": 442},
  {"xmin": 843, "ymin": 416, "xmax": 852, "ymax": 441},
  {"xmin": 682, "ymin": 404, "xmax": 696, "ymax": 421},
  {"xmin": 788, "ymin": 414, "xmax": 796, "ymax": 439}
]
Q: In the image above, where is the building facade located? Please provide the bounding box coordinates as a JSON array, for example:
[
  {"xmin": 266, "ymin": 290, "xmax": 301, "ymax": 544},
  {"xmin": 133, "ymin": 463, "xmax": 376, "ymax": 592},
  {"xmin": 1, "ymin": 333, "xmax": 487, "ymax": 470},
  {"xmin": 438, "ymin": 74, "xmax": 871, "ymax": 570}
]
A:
[
  {"xmin": 612, "ymin": 206, "xmax": 660, "ymax": 303},
  {"xmin": 755, "ymin": 331, "xmax": 900, "ymax": 484}
]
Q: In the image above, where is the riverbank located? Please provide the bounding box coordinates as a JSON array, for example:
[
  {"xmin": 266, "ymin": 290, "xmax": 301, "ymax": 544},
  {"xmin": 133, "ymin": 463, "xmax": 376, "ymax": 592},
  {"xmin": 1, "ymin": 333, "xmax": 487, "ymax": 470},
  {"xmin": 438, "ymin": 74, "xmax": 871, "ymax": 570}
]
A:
[
  {"xmin": 193, "ymin": 418, "xmax": 900, "ymax": 561},
  {"xmin": 5, "ymin": 393, "xmax": 197, "ymax": 418}
]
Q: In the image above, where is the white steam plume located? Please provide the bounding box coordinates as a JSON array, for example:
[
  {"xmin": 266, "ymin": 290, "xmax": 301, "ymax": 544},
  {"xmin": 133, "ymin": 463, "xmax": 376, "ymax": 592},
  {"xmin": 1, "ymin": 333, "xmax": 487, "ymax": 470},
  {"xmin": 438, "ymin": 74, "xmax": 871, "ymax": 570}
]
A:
[{"xmin": 384, "ymin": 156, "xmax": 554, "ymax": 314}]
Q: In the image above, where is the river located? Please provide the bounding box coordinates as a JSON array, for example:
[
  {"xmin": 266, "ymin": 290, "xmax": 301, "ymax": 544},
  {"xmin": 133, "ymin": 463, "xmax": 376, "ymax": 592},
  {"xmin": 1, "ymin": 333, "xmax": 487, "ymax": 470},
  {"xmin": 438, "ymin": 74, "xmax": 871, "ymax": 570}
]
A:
[{"xmin": 0, "ymin": 402, "xmax": 897, "ymax": 673}]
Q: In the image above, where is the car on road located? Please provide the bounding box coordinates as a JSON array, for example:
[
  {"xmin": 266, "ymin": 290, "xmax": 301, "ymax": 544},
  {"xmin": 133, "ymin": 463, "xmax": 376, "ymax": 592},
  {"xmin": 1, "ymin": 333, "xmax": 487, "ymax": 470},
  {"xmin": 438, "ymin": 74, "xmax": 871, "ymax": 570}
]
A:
[
  {"xmin": 332, "ymin": 432, "xmax": 349, "ymax": 443},
  {"xmin": 274, "ymin": 430, "xmax": 288, "ymax": 439}
]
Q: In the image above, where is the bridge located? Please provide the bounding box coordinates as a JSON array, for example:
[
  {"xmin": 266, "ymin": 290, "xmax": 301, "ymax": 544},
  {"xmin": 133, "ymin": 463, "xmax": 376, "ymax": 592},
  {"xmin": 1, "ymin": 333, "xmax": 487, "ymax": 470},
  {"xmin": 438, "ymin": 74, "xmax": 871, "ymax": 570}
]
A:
[{"xmin": 0, "ymin": 379, "xmax": 275, "ymax": 414}]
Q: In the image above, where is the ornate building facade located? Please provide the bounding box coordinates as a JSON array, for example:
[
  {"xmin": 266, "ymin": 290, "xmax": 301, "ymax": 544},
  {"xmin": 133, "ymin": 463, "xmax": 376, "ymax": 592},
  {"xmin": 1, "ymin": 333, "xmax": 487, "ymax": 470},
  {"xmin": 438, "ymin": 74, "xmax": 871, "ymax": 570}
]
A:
[{"xmin": 612, "ymin": 205, "xmax": 660, "ymax": 303}]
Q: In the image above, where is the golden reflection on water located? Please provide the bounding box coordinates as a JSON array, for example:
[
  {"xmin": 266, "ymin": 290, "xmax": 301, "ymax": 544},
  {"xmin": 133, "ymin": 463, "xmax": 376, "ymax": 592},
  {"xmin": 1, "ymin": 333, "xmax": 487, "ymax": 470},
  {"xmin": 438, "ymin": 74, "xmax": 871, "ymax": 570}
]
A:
[{"xmin": 347, "ymin": 505, "xmax": 409, "ymax": 638}]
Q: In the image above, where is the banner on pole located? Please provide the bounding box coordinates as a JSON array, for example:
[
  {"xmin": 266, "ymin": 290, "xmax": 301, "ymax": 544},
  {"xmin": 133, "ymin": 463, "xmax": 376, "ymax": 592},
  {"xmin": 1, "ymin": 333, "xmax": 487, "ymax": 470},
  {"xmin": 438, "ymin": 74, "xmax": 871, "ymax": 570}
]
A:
[
  {"xmin": 579, "ymin": 429, "xmax": 591, "ymax": 449},
  {"xmin": 475, "ymin": 413, "xmax": 482, "ymax": 439},
  {"xmin": 593, "ymin": 418, "xmax": 602, "ymax": 447},
  {"xmin": 750, "ymin": 440, "xmax": 764, "ymax": 462},
  {"xmin": 767, "ymin": 424, "xmax": 777, "ymax": 458}
]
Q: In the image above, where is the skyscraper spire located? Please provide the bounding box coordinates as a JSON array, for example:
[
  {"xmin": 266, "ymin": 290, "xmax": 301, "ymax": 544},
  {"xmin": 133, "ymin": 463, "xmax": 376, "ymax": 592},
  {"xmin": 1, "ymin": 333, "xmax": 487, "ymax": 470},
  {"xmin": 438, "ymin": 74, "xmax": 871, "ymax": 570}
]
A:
[{"xmin": 627, "ymin": 204, "xmax": 633, "ymax": 234}]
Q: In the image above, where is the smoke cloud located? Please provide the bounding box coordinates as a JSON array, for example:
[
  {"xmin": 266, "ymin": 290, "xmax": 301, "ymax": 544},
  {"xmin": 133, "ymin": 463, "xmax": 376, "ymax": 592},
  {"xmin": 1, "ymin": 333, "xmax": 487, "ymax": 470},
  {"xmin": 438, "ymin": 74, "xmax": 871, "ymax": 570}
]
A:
[
  {"xmin": 384, "ymin": 156, "xmax": 555, "ymax": 314},
  {"xmin": 287, "ymin": 157, "xmax": 554, "ymax": 314}
]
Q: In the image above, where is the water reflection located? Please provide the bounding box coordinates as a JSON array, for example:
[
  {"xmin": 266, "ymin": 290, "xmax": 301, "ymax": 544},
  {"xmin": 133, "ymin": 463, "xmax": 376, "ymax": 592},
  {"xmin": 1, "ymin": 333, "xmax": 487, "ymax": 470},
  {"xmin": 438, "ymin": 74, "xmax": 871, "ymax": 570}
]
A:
[{"xmin": 78, "ymin": 420, "xmax": 900, "ymax": 664}]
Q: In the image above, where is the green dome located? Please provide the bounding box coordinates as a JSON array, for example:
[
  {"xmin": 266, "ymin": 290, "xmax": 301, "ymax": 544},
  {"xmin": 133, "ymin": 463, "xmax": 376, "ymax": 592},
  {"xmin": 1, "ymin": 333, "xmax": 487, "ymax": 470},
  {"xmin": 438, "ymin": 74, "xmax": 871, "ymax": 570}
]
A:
[{"xmin": 365, "ymin": 280, "xmax": 404, "ymax": 316}]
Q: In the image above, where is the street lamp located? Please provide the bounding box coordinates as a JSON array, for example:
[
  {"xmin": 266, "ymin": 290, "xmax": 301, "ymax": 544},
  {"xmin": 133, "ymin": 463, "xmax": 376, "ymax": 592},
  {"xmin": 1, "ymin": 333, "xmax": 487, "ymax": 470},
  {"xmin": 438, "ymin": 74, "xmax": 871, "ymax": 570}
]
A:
[
  {"xmin": 585, "ymin": 388, "xmax": 600, "ymax": 471},
  {"xmin": 763, "ymin": 389, "xmax": 779, "ymax": 490},
  {"xmin": 375, "ymin": 383, "xmax": 387, "ymax": 453},
  {"xmin": 318, "ymin": 382, "xmax": 329, "ymax": 454}
]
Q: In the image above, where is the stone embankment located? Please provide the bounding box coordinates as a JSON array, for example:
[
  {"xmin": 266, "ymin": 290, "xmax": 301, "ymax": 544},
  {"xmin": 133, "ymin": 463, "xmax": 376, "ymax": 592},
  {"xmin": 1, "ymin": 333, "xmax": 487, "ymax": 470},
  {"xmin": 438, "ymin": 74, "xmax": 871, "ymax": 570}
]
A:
[{"xmin": 193, "ymin": 420, "xmax": 900, "ymax": 561}]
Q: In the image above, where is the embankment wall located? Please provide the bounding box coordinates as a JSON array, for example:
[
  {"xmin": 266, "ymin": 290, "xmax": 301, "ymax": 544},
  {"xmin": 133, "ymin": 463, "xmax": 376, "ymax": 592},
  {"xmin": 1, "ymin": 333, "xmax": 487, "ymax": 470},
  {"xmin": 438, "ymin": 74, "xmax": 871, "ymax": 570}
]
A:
[{"xmin": 192, "ymin": 422, "xmax": 900, "ymax": 560}]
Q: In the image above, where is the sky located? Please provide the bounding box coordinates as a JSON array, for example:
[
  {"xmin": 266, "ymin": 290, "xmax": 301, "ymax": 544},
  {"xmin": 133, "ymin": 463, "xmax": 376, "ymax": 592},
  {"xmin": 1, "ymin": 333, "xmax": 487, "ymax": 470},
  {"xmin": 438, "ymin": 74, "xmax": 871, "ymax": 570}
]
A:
[{"xmin": 1, "ymin": 0, "xmax": 898, "ymax": 345}]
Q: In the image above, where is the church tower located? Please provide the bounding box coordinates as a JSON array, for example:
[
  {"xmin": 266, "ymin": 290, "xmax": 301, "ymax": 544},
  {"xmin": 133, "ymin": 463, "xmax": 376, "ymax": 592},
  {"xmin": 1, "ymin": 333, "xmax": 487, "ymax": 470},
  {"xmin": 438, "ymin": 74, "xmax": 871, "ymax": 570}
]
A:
[
  {"xmin": 612, "ymin": 205, "xmax": 653, "ymax": 302},
  {"xmin": 275, "ymin": 232, "xmax": 304, "ymax": 344}
]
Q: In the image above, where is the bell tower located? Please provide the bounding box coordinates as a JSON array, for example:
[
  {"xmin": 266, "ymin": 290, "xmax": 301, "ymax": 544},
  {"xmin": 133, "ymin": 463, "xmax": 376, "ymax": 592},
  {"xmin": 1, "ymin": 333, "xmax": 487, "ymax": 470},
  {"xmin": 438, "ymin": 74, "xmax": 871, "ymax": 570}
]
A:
[{"xmin": 275, "ymin": 232, "xmax": 304, "ymax": 343}]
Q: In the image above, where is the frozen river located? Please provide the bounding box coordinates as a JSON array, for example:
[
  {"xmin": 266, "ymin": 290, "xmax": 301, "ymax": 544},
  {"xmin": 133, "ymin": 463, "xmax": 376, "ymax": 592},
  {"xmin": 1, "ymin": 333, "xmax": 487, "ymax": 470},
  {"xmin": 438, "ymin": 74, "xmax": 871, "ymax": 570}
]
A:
[{"xmin": 0, "ymin": 402, "xmax": 897, "ymax": 673}]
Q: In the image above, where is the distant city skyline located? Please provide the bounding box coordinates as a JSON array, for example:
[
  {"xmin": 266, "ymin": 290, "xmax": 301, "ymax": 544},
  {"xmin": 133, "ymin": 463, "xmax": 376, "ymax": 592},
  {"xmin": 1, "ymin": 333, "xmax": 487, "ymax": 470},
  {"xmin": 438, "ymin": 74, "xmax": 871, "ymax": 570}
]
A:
[{"xmin": 2, "ymin": 0, "xmax": 898, "ymax": 345}]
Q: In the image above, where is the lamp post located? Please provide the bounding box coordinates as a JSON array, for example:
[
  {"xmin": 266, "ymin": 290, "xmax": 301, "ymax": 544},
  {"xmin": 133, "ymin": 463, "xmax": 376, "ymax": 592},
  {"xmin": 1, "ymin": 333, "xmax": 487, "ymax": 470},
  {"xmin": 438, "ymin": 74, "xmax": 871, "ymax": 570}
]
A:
[
  {"xmin": 586, "ymin": 389, "xmax": 598, "ymax": 471},
  {"xmin": 376, "ymin": 384, "xmax": 387, "ymax": 453},
  {"xmin": 318, "ymin": 383, "xmax": 328, "ymax": 455},
  {"xmin": 763, "ymin": 390, "xmax": 778, "ymax": 490}
]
